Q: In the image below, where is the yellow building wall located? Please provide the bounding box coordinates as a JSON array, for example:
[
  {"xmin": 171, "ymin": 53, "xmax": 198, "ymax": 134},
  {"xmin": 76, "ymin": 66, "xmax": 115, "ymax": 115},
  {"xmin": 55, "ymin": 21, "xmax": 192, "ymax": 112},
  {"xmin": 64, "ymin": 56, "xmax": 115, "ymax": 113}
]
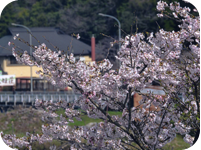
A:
[
  {"xmin": 3, "ymin": 56, "xmax": 92, "ymax": 78},
  {"xmin": 2, "ymin": 59, "xmax": 42, "ymax": 78},
  {"xmin": 84, "ymin": 56, "xmax": 92, "ymax": 63}
]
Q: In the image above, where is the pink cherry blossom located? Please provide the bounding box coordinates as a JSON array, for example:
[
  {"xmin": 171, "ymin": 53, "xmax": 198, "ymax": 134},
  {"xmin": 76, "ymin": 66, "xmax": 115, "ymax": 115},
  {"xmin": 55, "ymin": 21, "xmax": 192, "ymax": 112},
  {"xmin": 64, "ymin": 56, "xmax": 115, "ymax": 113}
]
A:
[{"xmin": 3, "ymin": 1, "xmax": 199, "ymax": 149}]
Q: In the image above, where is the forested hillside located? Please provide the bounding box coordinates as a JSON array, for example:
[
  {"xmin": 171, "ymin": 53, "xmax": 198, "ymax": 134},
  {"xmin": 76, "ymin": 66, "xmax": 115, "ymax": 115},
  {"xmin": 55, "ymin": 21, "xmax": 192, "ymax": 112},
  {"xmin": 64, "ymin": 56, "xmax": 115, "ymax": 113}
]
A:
[
  {"xmin": 2, "ymin": 0, "xmax": 196, "ymax": 39},
  {"xmin": 0, "ymin": 0, "xmax": 197, "ymax": 67}
]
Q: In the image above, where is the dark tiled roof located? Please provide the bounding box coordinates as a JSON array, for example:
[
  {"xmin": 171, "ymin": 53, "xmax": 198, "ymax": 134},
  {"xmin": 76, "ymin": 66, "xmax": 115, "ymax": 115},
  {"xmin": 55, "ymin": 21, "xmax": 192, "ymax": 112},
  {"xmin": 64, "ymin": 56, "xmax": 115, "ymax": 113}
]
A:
[{"xmin": 0, "ymin": 27, "xmax": 91, "ymax": 56}]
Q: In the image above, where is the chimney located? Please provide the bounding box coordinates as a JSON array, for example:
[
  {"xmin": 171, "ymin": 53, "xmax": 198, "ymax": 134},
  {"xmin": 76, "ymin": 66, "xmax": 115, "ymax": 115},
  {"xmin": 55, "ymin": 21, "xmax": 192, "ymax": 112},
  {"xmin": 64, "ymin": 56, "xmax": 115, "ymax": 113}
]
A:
[{"xmin": 91, "ymin": 34, "xmax": 95, "ymax": 61}]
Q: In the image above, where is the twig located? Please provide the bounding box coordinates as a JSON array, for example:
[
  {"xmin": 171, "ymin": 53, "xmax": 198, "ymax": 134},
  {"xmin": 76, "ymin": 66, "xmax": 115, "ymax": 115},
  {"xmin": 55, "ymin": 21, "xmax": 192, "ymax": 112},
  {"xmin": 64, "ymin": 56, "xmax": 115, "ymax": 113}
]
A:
[
  {"xmin": 12, "ymin": 121, "xmax": 14, "ymax": 148},
  {"xmin": 43, "ymin": 36, "xmax": 59, "ymax": 52}
]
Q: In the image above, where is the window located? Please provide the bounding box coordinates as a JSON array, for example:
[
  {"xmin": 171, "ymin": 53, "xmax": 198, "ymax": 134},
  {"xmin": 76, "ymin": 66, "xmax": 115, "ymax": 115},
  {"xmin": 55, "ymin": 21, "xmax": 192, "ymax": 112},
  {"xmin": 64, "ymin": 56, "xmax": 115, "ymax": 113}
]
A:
[
  {"xmin": 10, "ymin": 56, "xmax": 19, "ymax": 64},
  {"xmin": 75, "ymin": 56, "xmax": 85, "ymax": 62},
  {"xmin": 178, "ymin": 93, "xmax": 184, "ymax": 102},
  {"xmin": 75, "ymin": 56, "xmax": 80, "ymax": 62}
]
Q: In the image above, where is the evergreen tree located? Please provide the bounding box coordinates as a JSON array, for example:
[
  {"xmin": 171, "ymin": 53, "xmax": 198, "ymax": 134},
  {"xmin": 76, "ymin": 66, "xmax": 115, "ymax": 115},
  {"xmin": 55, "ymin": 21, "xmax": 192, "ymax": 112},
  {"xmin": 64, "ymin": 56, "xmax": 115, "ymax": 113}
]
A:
[{"xmin": 0, "ymin": 3, "xmax": 15, "ymax": 37}]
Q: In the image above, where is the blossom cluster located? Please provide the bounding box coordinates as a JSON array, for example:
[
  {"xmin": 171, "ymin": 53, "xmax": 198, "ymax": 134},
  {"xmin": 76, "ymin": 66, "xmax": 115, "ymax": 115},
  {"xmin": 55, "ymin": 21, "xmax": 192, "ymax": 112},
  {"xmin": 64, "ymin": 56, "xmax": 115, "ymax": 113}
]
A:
[{"xmin": 1, "ymin": 1, "xmax": 199, "ymax": 150}]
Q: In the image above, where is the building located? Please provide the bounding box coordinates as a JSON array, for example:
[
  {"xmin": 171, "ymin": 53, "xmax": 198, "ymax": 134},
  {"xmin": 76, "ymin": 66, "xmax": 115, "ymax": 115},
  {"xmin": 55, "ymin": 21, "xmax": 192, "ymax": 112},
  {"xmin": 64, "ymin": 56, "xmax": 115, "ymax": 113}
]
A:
[
  {"xmin": 133, "ymin": 85, "xmax": 165, "ymax": 111},
  {"xmin": 0, "ymin": 27, "xmax": 92, "ymax": 91}
]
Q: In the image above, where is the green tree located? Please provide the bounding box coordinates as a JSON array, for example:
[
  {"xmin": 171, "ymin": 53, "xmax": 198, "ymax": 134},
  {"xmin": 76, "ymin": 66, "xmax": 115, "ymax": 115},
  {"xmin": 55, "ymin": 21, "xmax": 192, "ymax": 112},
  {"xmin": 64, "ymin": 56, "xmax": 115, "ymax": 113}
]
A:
[
  {"xmin": 0, "ymin": 0, "xmax": 197, "ymax": 42},
  {"xmin": 0, "ymin": 3, "xmax": 15, "ymax": 38},
  {"xmin": 30, "ymin": 2, "xmax": 44, "ymax": 26},
  {"xmin": 15, "ymin": 7, "xmax": 30, "ymax": 26}
]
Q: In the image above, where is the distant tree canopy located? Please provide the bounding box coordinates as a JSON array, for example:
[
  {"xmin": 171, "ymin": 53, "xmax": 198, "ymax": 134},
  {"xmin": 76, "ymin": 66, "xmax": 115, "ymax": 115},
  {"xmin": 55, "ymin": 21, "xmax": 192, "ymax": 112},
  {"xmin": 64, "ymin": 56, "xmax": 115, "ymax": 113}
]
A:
[
  {"xmin": 0, "ymin": 0, "xmax": 14, "ymax": 38},
  {"xmin": 1, "ymin": 0, "xmax": 197, "ymax": 39},
  {"xmin": 0, "ymin": 0, "xmax": 197, "ymax": 67}
]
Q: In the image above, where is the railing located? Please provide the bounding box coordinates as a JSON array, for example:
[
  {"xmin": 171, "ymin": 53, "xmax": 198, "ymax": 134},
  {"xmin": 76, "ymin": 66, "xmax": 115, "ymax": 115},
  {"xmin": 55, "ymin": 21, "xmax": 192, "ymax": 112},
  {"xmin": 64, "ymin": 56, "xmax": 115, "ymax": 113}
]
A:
[
  {"xmin": 0, "ymin": 90, "xmax": 76, "ymax": 95},
  {"xmin": 0, "ymin": 92, "xmax": 81, "ymax": 106}
]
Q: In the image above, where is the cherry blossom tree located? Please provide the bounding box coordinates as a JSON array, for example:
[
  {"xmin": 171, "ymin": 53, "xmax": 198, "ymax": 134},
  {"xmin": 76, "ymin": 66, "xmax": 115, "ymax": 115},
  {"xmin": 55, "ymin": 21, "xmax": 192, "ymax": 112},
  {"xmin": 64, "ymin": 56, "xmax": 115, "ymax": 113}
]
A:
[{"xmin": 1, "ymin": 1, "xmax": 199, "ymax": 150}]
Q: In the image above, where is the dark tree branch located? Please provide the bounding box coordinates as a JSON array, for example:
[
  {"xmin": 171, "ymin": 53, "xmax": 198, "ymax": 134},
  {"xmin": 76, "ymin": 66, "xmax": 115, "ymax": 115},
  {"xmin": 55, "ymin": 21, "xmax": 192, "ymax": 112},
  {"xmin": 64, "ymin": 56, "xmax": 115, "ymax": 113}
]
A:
[{"xmin": 193, "ymin": 128, "xmax": 200, "ymax": 145}]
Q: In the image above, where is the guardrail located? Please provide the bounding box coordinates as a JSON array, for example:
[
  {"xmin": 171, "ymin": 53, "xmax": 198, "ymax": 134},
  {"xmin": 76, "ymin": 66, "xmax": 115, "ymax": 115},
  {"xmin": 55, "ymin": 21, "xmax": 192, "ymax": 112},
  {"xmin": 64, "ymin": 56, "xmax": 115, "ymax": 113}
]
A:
[{"xmin": 0, "ymin": 93, "xmax": 81, "ymax": 106}]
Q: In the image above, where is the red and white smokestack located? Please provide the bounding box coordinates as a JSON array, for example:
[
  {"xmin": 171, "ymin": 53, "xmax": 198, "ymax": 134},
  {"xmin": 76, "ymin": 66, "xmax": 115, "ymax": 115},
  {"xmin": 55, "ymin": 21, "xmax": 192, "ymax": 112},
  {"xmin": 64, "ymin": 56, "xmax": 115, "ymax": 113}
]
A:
[{"xmin": 91, "ymin": 34, "xmax": 95, "ymax": 61}]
